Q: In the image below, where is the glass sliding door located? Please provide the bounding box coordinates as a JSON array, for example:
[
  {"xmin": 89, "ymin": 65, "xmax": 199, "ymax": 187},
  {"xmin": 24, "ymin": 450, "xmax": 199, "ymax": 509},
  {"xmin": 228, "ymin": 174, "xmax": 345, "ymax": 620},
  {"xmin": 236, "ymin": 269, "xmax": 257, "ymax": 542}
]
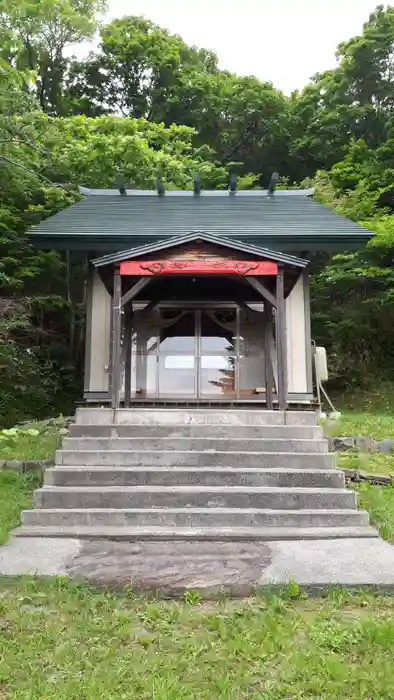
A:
[
  {"xmin": 238, "ymin": 305, "xmax": 266, "ymax": 399},
  {"xmin": 131, "ymin": 305, "xmax": 158, "ymax": 397},
  {"xmin": 158, "ymin": 310, "xmax": 197, "ymax": 397},
  {"xmin": 122, "ymin": 303, "xmax": 267, "ymax": 400},
  {"xmin": 198, "ymin": 309, "xmax": 237, "ymax": 397}
]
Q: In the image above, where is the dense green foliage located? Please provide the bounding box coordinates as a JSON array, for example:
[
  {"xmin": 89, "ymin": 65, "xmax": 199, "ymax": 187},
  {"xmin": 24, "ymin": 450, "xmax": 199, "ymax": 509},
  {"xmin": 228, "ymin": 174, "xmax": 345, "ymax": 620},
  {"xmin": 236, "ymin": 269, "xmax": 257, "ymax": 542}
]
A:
[{"xmin": 1, "ymin": 1, "xmax": 394, "ymax": 423}]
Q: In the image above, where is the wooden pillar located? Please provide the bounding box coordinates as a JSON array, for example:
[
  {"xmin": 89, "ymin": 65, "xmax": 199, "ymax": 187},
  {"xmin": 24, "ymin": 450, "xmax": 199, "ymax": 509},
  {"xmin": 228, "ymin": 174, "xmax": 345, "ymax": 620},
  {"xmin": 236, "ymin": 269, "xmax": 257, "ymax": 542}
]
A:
[
  {"xmin": 276, "ymin": 267, "xmax": 287, "ymax": 411},
  {"xmin": 108, "ymin": 291, "xmax": 114, "ymax": 398},
  {"xmin": 111, "ymin": 266, "xmax": 122, "ymax": 410},
  {"xmin": 124, "ymin": 303, "xmax": 133, "ymax": 407},
  {"xmin": 264, "ymin": 302, "xmax": 274, "ymax": 410}
]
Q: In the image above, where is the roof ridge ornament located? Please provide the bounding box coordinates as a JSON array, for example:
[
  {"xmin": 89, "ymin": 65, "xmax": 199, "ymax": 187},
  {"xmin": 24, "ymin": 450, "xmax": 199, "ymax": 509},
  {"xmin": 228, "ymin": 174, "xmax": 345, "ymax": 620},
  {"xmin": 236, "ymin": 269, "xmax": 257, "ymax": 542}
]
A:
[
  {"xmin": 268, "ymin": 172, "xmax": 280, "ymax": 196},
  {"xmin": 229, "ymin": 173, "xmax": 237, "ymax": 195},
  {"xmin": 194, "ymin": 175, "xmax": 201, "ymax": 196},
  {"xmin": 116, "ymin": 174, "xmax": 127, "ymax": 196},
  {"xmin": 156, "ymin": 177, "xmax": 165, "ymax": 196}
]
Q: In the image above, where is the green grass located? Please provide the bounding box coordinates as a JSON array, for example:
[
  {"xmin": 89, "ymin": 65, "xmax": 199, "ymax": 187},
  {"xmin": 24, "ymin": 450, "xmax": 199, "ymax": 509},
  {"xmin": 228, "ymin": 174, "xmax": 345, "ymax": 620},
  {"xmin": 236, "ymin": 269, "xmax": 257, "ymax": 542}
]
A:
[
  {"xmin": 334, "ymin": 380, "xmax": 394, "ymax": 414},
  {"xmin": 0, "ymin": 431, "xmax": 59, "ymax": 461},
  {"xmin": 1, "ymin": 580, "xmax": 394, "ymax": 699},
  {"xmin": 325, "ymin": 412, "xmax": 394, "ymax": 535},
  {"xmin": 323, "ymin": 410, "xmax": 394, "ymax": 476},
  {"xmin": 0, "ymin": 421, "xmax": 62, "ymax": 461},
  {"xmin": 357, "ymin": 483, "xmax": 394, "ymax": 542},
  {"xmin": 338, "ymin": 451, "xmax": 394, "ymax": 476},
  {"xmin": 0, "ymin": 472, "xmax": 38, "ymax": 545},
  {"xmin": 325, "ymin": 411, "xmax": 394, "ymax": 441}
]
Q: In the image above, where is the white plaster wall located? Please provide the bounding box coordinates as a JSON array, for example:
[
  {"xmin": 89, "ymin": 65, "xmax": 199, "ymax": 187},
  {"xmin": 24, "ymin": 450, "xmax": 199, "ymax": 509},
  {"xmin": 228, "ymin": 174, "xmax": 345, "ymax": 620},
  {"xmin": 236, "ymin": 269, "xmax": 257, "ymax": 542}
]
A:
[
  {"xmin": 85, "ymin": 270, "xmax": 111, "ymax": 392},
  {"xmin": 286, "ymin": 276, "xmax": 308, "ymax": 394}
]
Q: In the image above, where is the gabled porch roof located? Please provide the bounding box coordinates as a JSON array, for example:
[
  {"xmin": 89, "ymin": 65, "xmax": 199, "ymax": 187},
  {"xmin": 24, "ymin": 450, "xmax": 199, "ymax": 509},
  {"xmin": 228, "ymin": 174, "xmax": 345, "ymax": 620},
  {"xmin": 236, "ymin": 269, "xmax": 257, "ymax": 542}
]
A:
[{"xmin": 91, "ymin": 232, "xmax": 309, "ymax": 270}]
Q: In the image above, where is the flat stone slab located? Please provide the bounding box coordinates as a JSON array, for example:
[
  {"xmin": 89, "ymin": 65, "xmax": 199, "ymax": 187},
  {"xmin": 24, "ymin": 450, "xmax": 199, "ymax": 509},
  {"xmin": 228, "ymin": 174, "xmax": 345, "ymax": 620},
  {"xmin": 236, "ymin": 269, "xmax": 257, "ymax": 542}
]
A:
[
  {"xmin": 258, "ymin": 538, "xmax": 394, "ymax": 587},
  {"xmin": 2, "ymin": 537, "xmax": 394, "ymax": 596},
  {"xmin": 0, "ymin": 538, "xmax": 81, "ymax": 576}
]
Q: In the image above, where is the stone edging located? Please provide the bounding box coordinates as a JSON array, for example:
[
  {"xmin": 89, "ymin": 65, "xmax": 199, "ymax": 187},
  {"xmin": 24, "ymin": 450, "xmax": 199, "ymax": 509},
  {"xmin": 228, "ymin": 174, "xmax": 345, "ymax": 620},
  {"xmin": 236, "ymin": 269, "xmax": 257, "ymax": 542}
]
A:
[
  {"xmin": 0, "ymin": 459, "xmax": 53, "ymax": 474},
  {"xmin": 328, "ymin": 436, "xmax": 394, "ymax": 453},
  {"xmin": 343, "ymin": 470, "xmax": 392, "ymax": 486}
]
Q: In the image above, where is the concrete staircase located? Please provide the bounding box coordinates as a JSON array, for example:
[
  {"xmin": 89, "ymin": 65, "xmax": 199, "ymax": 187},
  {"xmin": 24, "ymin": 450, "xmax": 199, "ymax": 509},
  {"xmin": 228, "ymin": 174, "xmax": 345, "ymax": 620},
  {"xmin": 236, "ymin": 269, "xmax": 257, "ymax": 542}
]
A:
[{"xmin": 15, "ymin": 408, "xmax": 378, "ymax": 541}]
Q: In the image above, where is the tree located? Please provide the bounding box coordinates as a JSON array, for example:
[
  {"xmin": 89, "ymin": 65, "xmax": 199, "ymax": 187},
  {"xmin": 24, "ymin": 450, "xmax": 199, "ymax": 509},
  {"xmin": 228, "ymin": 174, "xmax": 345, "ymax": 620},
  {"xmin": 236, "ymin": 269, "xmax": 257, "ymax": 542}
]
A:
[
  {"xmin": 0, "ymin": 0, "xmax": 106, "ymax": 115},
  {"xmin": 306, "ymin": 168, "xmax": 394, "ymax": 389},
  {"xmin": 38, "ymin": 115, "xmax": 228, "ymax": 189},
  {"xmin": 336, "ymin": 4, "xmax": 394, "ymax": 147},
  {"xmin": 291, "ymin": 5, "xmax": 394, "ymax": 178},
  {"xmin": 66, "ymin": 16, "xmax": 218, "ymax": 119},
  {"xmin": 194, "ymin": 72, "xmax": 290, "ymax": 181},
  {"xmin": 0, "ymin": 96, "xmax": 232, "ymax": 424},
  {"xmin": 0, "ymin": 60, "xmax": 88, "ymax": 425},
  {"xmin": 66, "ymin": 16, "xmax": 289, "ymax": 180}
]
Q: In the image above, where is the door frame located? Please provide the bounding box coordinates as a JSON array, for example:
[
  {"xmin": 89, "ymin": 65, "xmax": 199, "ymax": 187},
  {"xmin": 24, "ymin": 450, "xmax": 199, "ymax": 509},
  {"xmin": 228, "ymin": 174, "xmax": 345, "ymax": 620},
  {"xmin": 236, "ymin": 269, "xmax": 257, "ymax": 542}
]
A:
[
  {"xmin": 157, "ymin": 307, "xmax": 198, "ymax": 399},
  {"xmin": 197, "ymin": 307, "xmax": 238, "ymax": 400},
  {"xmin": 133, "ymin": 301, "xmax": 245, "ymax": 400},
  {"xmin": 156, "ymin": 304, "xmax": 239, "ymax": 400},
  {"xmin": 132, "ymin": 301, "xmax": 262, "ymax": 403}
]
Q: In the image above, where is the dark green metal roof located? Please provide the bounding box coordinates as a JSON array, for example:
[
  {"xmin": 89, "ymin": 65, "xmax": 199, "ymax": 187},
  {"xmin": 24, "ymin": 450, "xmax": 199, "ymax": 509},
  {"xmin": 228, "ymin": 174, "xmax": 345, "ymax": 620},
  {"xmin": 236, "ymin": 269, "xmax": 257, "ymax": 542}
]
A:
[
  {"xmin": 28, "ymin": 188, "xmax": 374, "ymax": 252},
  {"xmin": 91, "ymin": 232, "xmax": 309, "ymax": 269}
]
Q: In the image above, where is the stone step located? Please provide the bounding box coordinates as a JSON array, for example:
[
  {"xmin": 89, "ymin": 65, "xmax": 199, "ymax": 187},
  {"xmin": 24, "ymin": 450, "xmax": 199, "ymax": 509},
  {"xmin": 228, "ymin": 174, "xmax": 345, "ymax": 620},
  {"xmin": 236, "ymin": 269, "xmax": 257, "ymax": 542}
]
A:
[
  {"xmin": 13, "ymin": 525, "xmax": 379, "ymax": 541},
  {"xmin": 45, "ymin": 467, "xmax": 345, "ymax": 489},
  {"xmin": 62, "ymin": 437, "xmax": 328, "ymax": 454},
  {"xmin": 75, "ymin": 408, "xmax": 318, "ymax": 427},
  {"xmin": 33, "ymin": 486, "xmax": 356, "ymax": 510},
  {"xmin": 70, "ymin": 424, "xmax": 324, "ymax": 439},
  {"xmin": 56, "ymin": 451, "xmax": 335, "ymax": 468},
  {"xmin": 21, "ymin": 507, "xmax": 370, "ymax": 529}
]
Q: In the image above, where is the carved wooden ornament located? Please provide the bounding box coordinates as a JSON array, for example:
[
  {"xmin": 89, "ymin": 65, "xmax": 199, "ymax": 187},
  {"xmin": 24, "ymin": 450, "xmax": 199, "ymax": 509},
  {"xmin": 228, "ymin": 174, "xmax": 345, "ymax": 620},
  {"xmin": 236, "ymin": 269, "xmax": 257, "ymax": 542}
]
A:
[{"xmin": 120, "ymin": 259, "xmax": 278, "ymax": 276}]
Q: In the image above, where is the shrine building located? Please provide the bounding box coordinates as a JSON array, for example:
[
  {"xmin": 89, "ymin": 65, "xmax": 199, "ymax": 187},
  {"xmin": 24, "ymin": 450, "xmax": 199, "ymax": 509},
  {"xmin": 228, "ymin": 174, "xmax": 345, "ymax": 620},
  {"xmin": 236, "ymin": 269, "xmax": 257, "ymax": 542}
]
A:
[{"xmin": 29, "ymin": 183, "xmax": 373, "ymax": 410}]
